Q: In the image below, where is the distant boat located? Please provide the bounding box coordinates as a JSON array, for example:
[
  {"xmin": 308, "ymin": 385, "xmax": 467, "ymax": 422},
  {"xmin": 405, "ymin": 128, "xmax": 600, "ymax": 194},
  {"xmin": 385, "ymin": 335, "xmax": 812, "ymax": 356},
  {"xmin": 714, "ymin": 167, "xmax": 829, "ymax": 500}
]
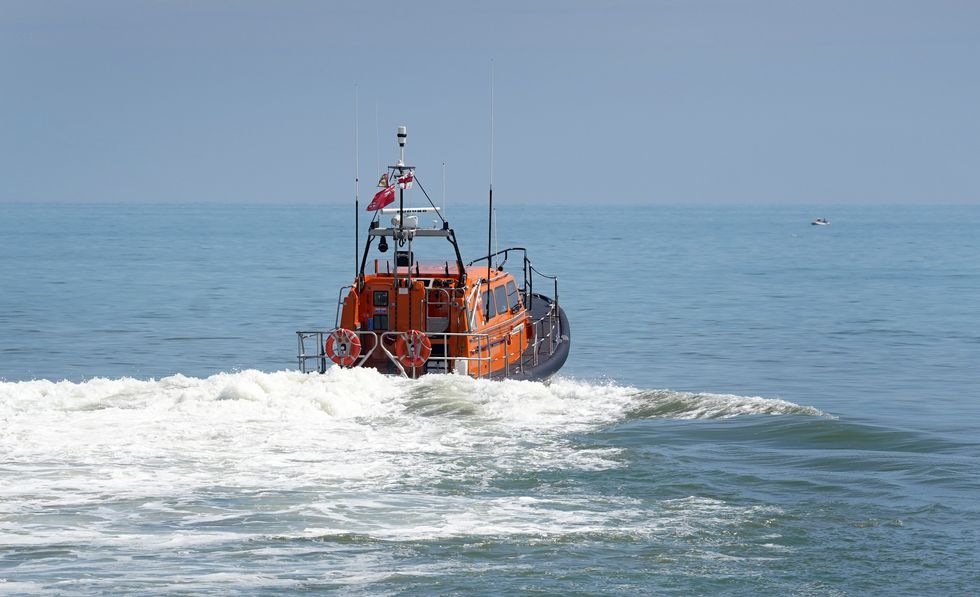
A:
[{"xmin": 811, "ymin": 218, "xmax": 829, "ymax": 226}]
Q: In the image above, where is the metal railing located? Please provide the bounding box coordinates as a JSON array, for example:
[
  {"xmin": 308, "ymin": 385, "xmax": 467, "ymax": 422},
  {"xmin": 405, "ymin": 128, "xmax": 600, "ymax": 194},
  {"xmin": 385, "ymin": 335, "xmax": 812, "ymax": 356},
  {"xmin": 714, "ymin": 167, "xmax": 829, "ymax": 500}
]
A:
[
  {"xmin": 527, "ymin": 296, "xmax": 561, "ymax": 368},
  {"xmin": 380, "ymin": 330, "xmax": 491, "ymax": 378},
  {"xmin": 296, "ymin": 328, "xmax": 493, "ymax": 378},
  {"xmin": 296, "ymin": 329, "xmax": 380, "ymax": 374},
  {"xmin": 298, "ymin": 303, "xmax": 563, "ymax": 379},
  {"xmin": 334, "ymin": 286, "xmax": 352, "ymax": 328},
  {"xmin": 468, "ymin": 247, "xmax": 560, "ymax": 326}
]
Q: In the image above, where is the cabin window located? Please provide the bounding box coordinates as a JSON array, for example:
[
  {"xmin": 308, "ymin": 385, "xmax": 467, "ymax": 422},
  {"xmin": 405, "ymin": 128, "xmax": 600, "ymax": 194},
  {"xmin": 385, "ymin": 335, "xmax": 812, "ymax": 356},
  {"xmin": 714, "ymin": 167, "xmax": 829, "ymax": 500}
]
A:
[
  {"xmin": 482, "ymin": 285, "xmax": 495, "ymax": 318},
  {"xmin": 494, "ymin": 285, "xmax": 509, "ymax": 316},
  {"xmin": 373, "ymin": 291, "xmax": 389, "ymax": 307},
  {"xmin": 506, "ymin": 281, "xmax": 521, "ymax": 310}
]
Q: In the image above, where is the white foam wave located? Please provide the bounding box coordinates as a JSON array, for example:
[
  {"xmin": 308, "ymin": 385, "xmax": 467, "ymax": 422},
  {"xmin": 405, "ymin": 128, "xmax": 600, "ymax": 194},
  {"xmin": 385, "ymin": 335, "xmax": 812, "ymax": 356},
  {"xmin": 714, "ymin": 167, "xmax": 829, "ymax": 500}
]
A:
[
  {"xmin": 0, "ymin": 369, "xmax": 820, "ymax": 566},
  {"xmin": 0, "ymin": 368, "xmax": 822, "ymax": 422},
  {"xmin": 628, "ymin": 388, "xmax": 827, "ymax": 419},
  {"xmin": 0, "ymin": 370, "xmax": 823, "ymax": 498}
]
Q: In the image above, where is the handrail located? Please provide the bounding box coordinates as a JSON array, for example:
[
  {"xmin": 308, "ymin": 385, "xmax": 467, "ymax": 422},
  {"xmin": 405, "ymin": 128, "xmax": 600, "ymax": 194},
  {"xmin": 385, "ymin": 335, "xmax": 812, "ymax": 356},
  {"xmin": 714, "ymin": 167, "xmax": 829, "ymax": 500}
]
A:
[
  {"xmin": 298, "ymin": 328, "xmax": 494, "ymax": 379},
  {"xmin": 528, "ymin": 264, "xmax": 557, "ymax": 281},
  {"xmin": 468, "ymin": 248, "xmax": 559, "ymax": 327},
  {"xmin": 334, "ymin": 285, "xmax": 352, "ymax": 328},
  {"xmin": 296, "ymin": 329, "xmax": 380, "ymax": 373},
  {"xmin": 466, "ymin": 246, "xmax": 527, "ymax": 267},
  {"xmin": 298, "ymin": 302, "xmax": 562, "ymax": 378},
  {"xmin": 526, "ymin": 298, "xmax": 559, "ymax": 364},
  {"xmin": 380, "ymin": 330, "xmax": 492, "ymax": 379}
]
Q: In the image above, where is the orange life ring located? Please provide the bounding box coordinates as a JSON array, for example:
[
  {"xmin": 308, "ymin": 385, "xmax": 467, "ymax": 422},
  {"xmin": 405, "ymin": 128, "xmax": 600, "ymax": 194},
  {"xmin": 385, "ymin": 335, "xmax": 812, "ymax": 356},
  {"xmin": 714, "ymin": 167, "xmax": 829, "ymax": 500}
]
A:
[
  {"xmin": 394, "ymin": 329, "xmax": 431, "ymax": 368},
  {"xmin": 325, "ymin": 328, "xmax": 361, "ymax": 366}
]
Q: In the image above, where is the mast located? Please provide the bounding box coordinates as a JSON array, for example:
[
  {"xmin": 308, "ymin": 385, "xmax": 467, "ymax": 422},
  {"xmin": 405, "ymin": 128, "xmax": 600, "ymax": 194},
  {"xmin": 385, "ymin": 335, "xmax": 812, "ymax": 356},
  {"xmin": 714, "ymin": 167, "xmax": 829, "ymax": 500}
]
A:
[
  {"xmin": 397, "ymin": 125, "xmax": 407, "ymax": 237},
  {"xmin": 357, "ymin": 126, "xmax": 465, "ymax": 288}
]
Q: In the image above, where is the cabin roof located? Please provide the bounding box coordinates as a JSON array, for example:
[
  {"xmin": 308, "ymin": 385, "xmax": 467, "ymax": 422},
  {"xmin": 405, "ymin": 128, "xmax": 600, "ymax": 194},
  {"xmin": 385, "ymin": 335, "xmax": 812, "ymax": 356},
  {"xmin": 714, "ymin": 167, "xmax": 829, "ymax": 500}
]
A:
[{"xmin": 366, "ymin": 260, "xmax": 514, "ymax": 283}]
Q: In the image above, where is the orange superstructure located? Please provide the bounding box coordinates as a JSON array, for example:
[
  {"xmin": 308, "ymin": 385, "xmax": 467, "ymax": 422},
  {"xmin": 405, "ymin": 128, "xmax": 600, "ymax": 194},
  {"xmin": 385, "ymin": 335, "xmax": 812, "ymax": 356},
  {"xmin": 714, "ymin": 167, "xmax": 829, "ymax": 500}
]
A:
[{"xmin": 336, "ymin": 262, "xmax": 529, "ymax": 378}]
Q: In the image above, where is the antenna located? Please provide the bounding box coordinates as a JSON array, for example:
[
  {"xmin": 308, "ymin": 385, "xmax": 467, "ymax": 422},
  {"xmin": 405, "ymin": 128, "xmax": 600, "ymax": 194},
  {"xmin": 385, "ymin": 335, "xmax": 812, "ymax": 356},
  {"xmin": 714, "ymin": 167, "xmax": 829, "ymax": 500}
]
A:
[
  {"xmin": 486, "ymin": 60, "xmax": 494, "ymax": 318},
  {"xmin": 397, "ymin": 125, "xmax": 407, "ymax": 166},
  {"xmin": 442, "ymin": 161, "xmax": 447, "ymax": 219},
  {"xmin": 354, "ymin": 86, "xmax": 359, "ymax": 280},
  {"xmin": 375, "ymin": 102, "xmax": 381, "ymax": 177},
  {"xmin": 490, "ymin": 61, "xmax": 495, "ymax": 192},
  {"xmin": 494, "ymin": 208, "xmax": 499, "ymax": 268}
]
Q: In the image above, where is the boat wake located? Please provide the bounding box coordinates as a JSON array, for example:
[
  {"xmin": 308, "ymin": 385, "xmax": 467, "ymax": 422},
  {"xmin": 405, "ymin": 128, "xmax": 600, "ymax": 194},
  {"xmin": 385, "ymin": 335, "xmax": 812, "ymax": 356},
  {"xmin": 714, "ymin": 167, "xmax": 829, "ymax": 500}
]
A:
[
  {"xmin": 625, "ymin": 388, "xmax": 825, "ymax": 420},
  {"xmin": 0, "ymin": 369, "xmax": 835, "ymax": 591},
  {"xmin": 1, "ymin": 369, "xmax": 826, "ymax": 498},
  {"xmin": 1, "ymin": 367, "xmax": 825, "ymax": 425}
]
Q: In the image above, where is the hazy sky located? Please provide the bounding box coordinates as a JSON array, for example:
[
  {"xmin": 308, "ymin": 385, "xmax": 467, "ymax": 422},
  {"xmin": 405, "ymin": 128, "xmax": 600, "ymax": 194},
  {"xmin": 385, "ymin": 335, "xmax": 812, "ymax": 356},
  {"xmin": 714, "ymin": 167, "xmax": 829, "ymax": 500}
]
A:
[{"xmin": 2, "ymin": 0, "xmax": 978, "ymax": 204}]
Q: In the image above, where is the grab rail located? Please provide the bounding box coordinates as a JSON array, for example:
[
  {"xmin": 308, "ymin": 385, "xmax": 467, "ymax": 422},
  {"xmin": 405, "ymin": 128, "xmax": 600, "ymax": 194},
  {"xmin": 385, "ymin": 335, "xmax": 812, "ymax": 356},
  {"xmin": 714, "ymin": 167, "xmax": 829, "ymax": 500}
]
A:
[
  {"xmin": 333, "ymin": 286, "xmax": 352, "ymax": 329},
  {"xmin": 468, "ymin": 247, "xmax": 559, "ymax": 324},
  {"xmin": 296, "ymin": 329, "xmax": 380, "ymax": 373},
  {"xmin": 297, "ymin": 329, "xmax": 493, "ymax": 378}
]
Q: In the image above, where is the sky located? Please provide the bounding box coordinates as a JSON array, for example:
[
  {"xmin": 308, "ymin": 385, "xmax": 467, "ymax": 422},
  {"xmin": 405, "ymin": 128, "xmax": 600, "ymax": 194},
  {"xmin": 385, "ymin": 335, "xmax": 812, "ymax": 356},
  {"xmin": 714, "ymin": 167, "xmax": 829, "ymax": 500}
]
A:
[{"xmin": 1, "ymin": 0, "xmax": 978, "ymax": 205}]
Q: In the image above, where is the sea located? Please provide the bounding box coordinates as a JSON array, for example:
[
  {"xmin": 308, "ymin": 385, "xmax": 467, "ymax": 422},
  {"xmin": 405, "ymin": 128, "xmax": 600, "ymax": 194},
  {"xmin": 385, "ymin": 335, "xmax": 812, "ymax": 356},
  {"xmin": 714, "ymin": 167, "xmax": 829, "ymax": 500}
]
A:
[{"xmin": 1, "ymin": 202, "xmax": 978, "ymax": 595}]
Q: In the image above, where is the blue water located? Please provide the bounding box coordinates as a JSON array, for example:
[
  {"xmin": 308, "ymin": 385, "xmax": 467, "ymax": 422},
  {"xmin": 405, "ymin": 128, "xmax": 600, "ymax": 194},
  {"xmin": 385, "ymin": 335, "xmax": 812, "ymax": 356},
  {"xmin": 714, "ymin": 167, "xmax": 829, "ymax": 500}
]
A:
[{"xmin": 1, "ymin": 203, "xmax": 978, "ymax": 594}]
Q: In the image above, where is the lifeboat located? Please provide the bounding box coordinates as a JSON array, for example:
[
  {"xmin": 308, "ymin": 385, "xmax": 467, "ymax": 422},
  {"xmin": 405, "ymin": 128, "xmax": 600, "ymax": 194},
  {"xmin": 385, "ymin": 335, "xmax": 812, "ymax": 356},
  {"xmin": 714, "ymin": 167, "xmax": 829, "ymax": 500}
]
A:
[{"xmin": 296, "ymin": 126, "xmax": 570, "ymax": 381}]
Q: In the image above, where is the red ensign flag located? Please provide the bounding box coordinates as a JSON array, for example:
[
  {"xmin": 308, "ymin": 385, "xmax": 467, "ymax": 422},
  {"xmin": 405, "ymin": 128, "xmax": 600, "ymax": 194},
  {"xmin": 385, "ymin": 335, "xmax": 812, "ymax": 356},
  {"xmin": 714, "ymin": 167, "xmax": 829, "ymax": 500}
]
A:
[{"xmin": 366, "ymin": 184, "xmax": 396, "ymax": 211}]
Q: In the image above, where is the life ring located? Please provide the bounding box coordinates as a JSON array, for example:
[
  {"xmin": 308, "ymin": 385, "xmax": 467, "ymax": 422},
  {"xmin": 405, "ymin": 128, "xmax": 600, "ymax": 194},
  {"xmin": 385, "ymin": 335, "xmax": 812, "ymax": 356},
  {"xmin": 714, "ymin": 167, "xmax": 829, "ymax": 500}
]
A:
[
  {"xmin": 325, "ymin": 328, "xmax": 361, "ymax": 366},
  {"xmin": 394, "ymin": 329, "xmax": 431, "ymax": 368}
]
